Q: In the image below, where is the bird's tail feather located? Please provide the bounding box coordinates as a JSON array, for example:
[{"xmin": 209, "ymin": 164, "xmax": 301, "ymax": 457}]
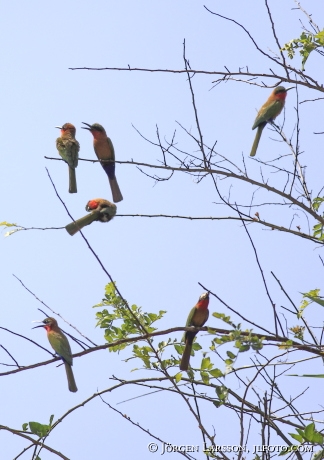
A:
[
  {"xmin": 64, "ymin": 362, "xmax": 78, "ymax": 392},
  {"xmin": 179, "ymin": 340, "xmax": 193, "ymax": 371},
  {"xmin": 65, "ymin": 211, "xmax": 100, "ymax": 236},
  {"xmin": 109, "ymin": 177, "xmax": 123, "ymax": 203},
  {"xmin": 68, "ymin": 166, "xmax": 77, "ymax": 194},
  {"xmin": 250, "ymin": 124, "xmax": 265, "ymax": 157}
]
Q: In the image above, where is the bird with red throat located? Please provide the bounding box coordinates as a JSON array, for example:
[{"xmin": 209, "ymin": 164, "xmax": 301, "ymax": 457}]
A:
[
  {"xmin": 33, "ymin": 317, "xmax": 78, "ymax": 393},
  {"xmin": 180, "ymin": 292, "xmax": 210, "ymax": 371},
  {"xmin": 55, "ymin": 123, "xmax": 80, "ymax": 193},
  {"xmin": 82, "ymin": 122, "xmax": 123, "ymax": 202},
  {"xmin": 250, "ymin": 86, "xmax": 293, "ymax": 157}
]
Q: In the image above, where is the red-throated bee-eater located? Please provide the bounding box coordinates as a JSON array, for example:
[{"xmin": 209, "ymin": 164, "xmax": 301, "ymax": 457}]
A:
[
  {"xmin": 180, "ymin": 292, "xmax": 210, "ymax": 371},
  {"xmin": 55, "ymin": 123, "xmax": 80, "ymax": 193},
  {"xmin": 33, "ymin": 317, "xmax": 77, "ymax": 392},
  {"xmin": 65, "ymin": 198, "xmax": 117, "ymax": 236},
  {"xmin": 81, "ymin": 122, "xmax": 123, "ymax": 203},
  {"xmin": 250, "ymin": 86, "xmax": 293, "ymax": 157}
]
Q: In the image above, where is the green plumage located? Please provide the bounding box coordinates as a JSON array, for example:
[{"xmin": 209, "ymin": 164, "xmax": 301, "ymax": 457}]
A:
[
  {"xmin": 48, "ymin": 328, "xmax": 73, "ymax": 366},
  {"xmin": 250, "ymin": 124, "xmax": 266, "ymax": 157},
  {"xmin": 65, "ymin": 211, "xmax": 101, "ymax": 236},
  {"xmin": 56, "ymin": 135, "xmax": 79, "ymax": 193},
  {"xmin": 250, "ymin": 86, "xmax": 292, "ymax": 157},
  {"xmin": 252, "ymin": 100, "xmax": 284, "ymax": 130},
  {"xmin": 48, "ymin": 329, "xmax": 77, "ymax": 393},
  {"xmin": 35, "ymin": 317, "xmax": 78, "ymax": 393},
  {"xmin": 180, "ymin": 293, "xmax": 209, "ymax": 371}
]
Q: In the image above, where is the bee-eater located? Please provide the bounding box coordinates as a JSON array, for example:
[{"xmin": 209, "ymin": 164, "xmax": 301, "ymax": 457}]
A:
[
  {"xmin": 33, "ymin": 317, "xmax": 78, "ymax": 392},
  {"xmin": 81, "ymin": 122, "xmax": 123, "ymax": 203},
  {"xmin": 180, "ymin": 292, "xmax": 210, "ymax": 371},
  {"xmin": 65, "ymin": 198, "xmax": 117, "ymax": 236},
  {"xmin": 55, "ymin": 123, "xmax": 80, "ymax": 193},
  {"xmin": 250, "ymin": 86, "xmax": 293, "ymax": 157}
]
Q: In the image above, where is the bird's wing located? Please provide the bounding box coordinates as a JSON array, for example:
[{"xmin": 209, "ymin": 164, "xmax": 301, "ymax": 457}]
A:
[
  {"xmin": 252, "ymin": 100, "xmax": 283, "ymax": 129},
  {"xmin": 56, "ymin": 138, "xmax": 69, "ymax": 163},
  {"xmin": 56, "ymin": 138, "xmax": 79, "ymax": 168},
  {"xmin": 107, "ymin": 137, "xmax": 116, "ymax": 161},
  {"xmin": 69, "ymin": 139, "xmax": 80, "ymax": 168},
  {"xmin": 185, "ymin": 306, "xmax": 197, "ymax": 327},
  {"xmin": 48, "ymin": 330, "xmax": 73, "ymax": 365}
]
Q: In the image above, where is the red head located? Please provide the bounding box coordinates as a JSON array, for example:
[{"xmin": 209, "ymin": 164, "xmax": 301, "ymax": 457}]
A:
[
  {"xmin": 86, "ymin": 199, "xmax": 100, "ymax": 211},
  {"xmin": 55, "ymin": 123, "xmax": 76, "ymax": 138},
  {"xmin": 269, "ymin": 86, "xmax": 293, "ymax": 102},
  {"xmin": 81, "ymin": 122, "xmax": 107, "ymax": 140},
  {"xmin": 33, "ymin": 317, "xmax": 58, "ymax": 332}
]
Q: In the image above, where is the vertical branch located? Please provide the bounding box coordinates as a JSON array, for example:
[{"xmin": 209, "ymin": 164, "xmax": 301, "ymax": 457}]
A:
[
  {"xmin": 183, "ymin": 40, "xmax": 208, "ymax": 169},
  {"xmin": 190, "ymin": 382, "xmax": 210, "ymax": 460},
  {"xmin": 235, "ymin": 207, "xmax": 285, "ymax": 336},
  {"xmin": 264, "ymin": 0, "xmax": 289, "ymax": 80},
  {"xmin": 288, "ymin": 86, "xmax": 313, "ymax": 207}
]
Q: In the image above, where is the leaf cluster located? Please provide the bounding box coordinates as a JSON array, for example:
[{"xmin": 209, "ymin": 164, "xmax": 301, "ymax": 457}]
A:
[
  {"xmin": 281, "ymin": 30, "xmax": 324, "ymax": 70},
  {"xmin": 94, "ymin": 282, "xmax": 166, "ymax": 352}
]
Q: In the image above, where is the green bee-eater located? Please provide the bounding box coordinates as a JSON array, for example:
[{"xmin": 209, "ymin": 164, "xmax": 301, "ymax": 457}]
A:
[
  {"xmin": 82, "ymin": 122, "xmax": 123, "ymax": 203},
  {"xmin": 250, "ymin": 86, "xmax": 293, "ymax": 157},
  {"xmin": 33, "ymin": 317, "xmax": 77, "ymax": 392},
  {"xmin": 56, "ymin": 123, "xmax": 80, "ymax": 193},
  {"xmin": 65, "ymin": 198, "xmax": 117, "ymax": 236},
  {"xmin": 180, "ymin": 292, "xmax": 209, "ymax": 371}
]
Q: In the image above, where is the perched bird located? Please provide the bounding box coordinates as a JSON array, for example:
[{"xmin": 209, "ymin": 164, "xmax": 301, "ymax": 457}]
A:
[
  {"xmin": 55, "ymin": 123, "xmax": 80, "ymax": 193},
  {"xmin": 33, "ymin": 317, "xmax": 77, "ymax": 392},
  {"xmin": 82, "ymin": 122, "xmax": 123, "ymax": 203},
  {"xmin": 65, "ymin": 198, "xmax": 117, "ymax": 236},
  {"xmin": 250, "ymin": 86, "xmax": 293, "ymax": 157},
  {"xmin": 180, "ymin": 292, "xmax": 210, "ymax": 371}
]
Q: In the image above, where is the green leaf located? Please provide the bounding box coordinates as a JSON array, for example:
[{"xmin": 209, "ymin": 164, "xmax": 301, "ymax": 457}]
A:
[
  {"xmin": 279, "ymin": 340, "xmax": 293, "ymax": 349},
  {"xmin": 175, "ymin": 372, "xmax": 182, "ymax": 383},
  {"xmin": 303, "ymin": 294, "xmax": 324, "ymax": 308},
  {"xmin": 281, "ymin": 29, "xmax": 324, "ymax": 70},
  {"xmin": 312, "ymin": 197, "xmax": 324, "ymax": 212},
  {"xmin": 226, "ymin": 351, "xmax": 236, "ymax": 359},
  {"xmin": 313, "ymin": 432, "xmax": 324, "ymax": 444},
  {"xmin": 174, "ymin": 344, "xmax": 183, "ymax": 354},
  {"xmin": 0, "ymin": 221, "xmax": 19, "ymax": 228},
  {"xmin": 215, "ymin": 385, "xmax": 228, "ymax": 401},
  {"xmin": 209, "ymin": 368, "xmax": 223, "ymax": 378},
  {"xmin": 22, "ymin": 423, "xmax": 28, "ymax": 431},
  {"xmin": 304, "ymin": 422, "xmax": 315, "ymax": 442},
  {"xmin": 289, "ymin": 433, "xmax": 303, "ymax": 443},
  {"xmin": 201, "ymin": 357, "xmax": 212, "ymax": 370},
  {"xmin": 94, "ymin": 282, "xmax": 165, "ymax": 351},
  {"xmin": 213, "ymin": 400, "xmax": 223, "ymax": 408},
  {"xmin": 239, "ymin": 344, "xmax": 250, "ymax": 352},
  {"xmin": 200, "ymin": 371, "xmax": 210, "ymax": 384},
  {"xmin": 212, "ymin": 312, "xmax": 235, "ymax": 326}
]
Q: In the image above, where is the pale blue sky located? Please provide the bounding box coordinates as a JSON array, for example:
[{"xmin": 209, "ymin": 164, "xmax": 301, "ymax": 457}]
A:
[{"xmin": 0, "ymin": 1, "xmax": 323, "ymax": 458}]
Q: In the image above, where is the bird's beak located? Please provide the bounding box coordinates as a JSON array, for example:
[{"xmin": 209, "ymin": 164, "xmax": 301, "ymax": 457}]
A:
[
  {"xmin": 55, "ymin": 126, "xmax": 62, "ymax": 129},
  {"xmin": 286, "ymin": 87, "xmax": 294, "ymax": 91},
  {"xmin": 81, "ymin": 122, "xmax": 92, "ymax": 130},
  {"xmin": 31, "ymin": 320, "xmax": 44, "ymax": 329}
]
